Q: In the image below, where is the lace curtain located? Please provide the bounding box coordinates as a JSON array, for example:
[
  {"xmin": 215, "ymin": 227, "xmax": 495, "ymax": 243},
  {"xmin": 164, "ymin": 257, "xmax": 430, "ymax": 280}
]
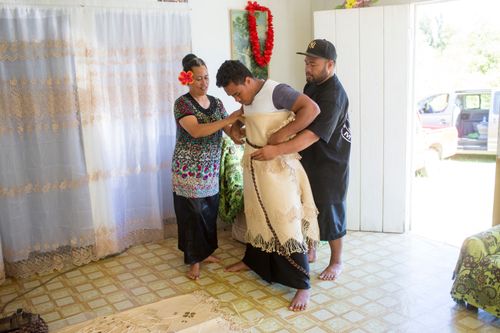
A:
[{"xmin": 0, "ymin": 5, "xmax": 190, "ymax": 284}]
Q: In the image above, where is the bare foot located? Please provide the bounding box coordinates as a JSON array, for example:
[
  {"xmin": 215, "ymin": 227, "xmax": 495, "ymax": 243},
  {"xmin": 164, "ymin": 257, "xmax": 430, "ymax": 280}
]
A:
[
  {"xmin": 307, "ymin": 247, "xmax": 317, "ymax": 263},
  {"xmin": 187, "ymin": 263, "xmax": 200, "ymax": 280},
  {"xmin": 289, "ymin": 289, "xmax": 309, "ymax": 311},
  {"xmin": 203, "ymin": 255, "xmax": 220, "ymax": 263},
  {"xmin": 319, "ymin": 263, "xmax": 343, "ymax": 281},
  {"xmin": 224, "ymin": 261, "xmax": 249, "ymax": 272}
]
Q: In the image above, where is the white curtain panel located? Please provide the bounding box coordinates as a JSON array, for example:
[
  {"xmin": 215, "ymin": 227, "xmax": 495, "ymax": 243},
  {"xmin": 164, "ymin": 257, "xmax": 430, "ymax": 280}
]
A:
[{"xmin": 0, "ymin": 5, "xmax": 190, "ymax": 283}]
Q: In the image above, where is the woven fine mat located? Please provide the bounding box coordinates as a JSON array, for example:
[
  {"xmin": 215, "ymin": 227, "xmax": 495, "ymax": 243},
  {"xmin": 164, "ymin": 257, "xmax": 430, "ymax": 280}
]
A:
[{"xmin": 56, "ymin": 292, "xmax": 245, "ymax": 333}]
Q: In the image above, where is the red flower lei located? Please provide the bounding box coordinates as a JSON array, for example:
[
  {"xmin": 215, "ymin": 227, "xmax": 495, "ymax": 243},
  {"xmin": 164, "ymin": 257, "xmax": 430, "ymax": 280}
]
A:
[{"xmin": 245, "ymin": 1, "xmax": 274, "ymax": 67}]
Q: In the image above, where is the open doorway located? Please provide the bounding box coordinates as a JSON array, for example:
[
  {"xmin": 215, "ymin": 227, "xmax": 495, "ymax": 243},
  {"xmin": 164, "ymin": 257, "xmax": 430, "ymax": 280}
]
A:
[{"xmin": 410, "ymin": 0, "xmax": 499, "ymax": 247}]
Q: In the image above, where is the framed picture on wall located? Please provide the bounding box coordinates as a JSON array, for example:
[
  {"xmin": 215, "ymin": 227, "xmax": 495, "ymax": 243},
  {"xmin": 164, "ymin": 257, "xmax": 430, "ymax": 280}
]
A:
[{"xmin": 230, "ymin": 9, "xmax": 269, "ymax": 80}]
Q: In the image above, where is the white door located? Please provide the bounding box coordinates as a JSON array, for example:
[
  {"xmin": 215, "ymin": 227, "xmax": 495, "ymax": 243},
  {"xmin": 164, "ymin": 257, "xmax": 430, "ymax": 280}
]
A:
[{"xmin": 313, "ymin": 5, "xmax": 412, "ymax": 233}]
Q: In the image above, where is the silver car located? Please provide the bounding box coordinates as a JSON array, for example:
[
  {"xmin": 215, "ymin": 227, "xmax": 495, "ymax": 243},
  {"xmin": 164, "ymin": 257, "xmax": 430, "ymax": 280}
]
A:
[{"xmin": 418, "ymin": 89, "xmax": 499, "ymax": 154}]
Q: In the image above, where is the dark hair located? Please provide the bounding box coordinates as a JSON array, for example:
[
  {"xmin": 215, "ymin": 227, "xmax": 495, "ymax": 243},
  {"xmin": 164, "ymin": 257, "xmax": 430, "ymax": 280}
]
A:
[
  {"xmin": 215, "ymin": 60, "xmax": 253, "ymax": 88},
  {"xmin": 182, "ymin": 53, "xmax": 206, "ymax": 72}
]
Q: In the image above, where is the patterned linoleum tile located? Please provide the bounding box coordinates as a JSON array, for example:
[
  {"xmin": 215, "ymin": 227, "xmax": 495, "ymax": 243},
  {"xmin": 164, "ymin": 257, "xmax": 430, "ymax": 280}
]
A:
[{"xmin": 0, "ymin": 227, "xmax": 499, "ymax": 332}]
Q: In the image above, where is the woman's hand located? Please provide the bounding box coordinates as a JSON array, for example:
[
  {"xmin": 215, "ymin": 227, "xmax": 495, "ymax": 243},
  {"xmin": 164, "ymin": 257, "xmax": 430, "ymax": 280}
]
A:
[
  {"xmin": 227, "ymin": 109, "xmax": 244, "ymax": 125},
  {"xmin": 229, "ymin": 124, "xmax": 245, "ymax": 144},
  {"xmin": 226, "ymin": 110, "xmax": 245, "ymax": 144}
]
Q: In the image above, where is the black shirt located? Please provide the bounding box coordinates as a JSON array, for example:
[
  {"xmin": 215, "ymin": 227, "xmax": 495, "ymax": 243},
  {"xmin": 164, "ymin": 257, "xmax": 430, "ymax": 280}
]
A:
[{"xmin": 300, "ymin": 74, "xmax": 351, "ymax": 203}]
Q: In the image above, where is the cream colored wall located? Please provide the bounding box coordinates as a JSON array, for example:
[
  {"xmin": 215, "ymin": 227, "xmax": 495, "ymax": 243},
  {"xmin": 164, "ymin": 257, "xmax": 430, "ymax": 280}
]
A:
[
  {"xmin": 265, "ymin": 0, "xmax": 313, "ymax": 91},
  {"xmin": 189, "ymin": 0, "xmax": 313, "ymax": 111},
  {"xmin": 188, "ymin": 0, "xmax": 248, "ymax": 111}
]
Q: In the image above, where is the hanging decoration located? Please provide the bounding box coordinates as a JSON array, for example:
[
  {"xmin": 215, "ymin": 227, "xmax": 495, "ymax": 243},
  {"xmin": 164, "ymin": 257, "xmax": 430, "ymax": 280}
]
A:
[{"xmin": 245, "ymin": 1, "xmax": 274, "ymax": 67}]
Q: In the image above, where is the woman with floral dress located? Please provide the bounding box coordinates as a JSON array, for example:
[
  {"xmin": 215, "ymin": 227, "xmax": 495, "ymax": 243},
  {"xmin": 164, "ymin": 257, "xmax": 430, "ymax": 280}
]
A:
[{"xmin": 172, "ymin": 54, "xmax": 242, "ymax": 280}]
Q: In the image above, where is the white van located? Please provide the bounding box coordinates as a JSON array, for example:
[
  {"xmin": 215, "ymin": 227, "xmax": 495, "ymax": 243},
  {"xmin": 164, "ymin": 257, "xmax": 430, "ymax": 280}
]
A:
[{"xmin": 418, "ymin": 89, "xmax": 500, "ymax": 154}]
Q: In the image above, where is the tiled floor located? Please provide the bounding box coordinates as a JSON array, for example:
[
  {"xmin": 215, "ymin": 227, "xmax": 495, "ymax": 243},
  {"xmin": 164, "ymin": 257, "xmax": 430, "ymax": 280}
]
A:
[{"xmin": 0, "ymin": 228, "xmax": 498, "ymax": 332}]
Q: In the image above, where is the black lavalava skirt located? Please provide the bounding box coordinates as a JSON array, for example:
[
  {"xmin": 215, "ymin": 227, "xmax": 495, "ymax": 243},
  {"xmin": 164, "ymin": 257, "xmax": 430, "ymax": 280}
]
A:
[
  {"xmin": 173, "ymin": 192, "xmax": 219, "ymax": 264},
  {"xmin": 243, "ymin": 243, "xmax": 310, "ymax": 290}
]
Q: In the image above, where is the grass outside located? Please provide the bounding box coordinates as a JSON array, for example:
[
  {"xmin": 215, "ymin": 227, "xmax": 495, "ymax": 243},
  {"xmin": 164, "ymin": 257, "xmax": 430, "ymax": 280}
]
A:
[{"xmin": 411, "ymin": 154, "xmax": 496, "ymax": 247}]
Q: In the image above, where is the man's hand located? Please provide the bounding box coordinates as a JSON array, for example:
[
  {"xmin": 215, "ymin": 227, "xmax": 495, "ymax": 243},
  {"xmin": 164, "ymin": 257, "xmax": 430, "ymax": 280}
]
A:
[
  {"xmin": 267, "ymin": 131, "xmax": 289, "ymax": 145},
  {"xmin": 250, "ymin": 145, "xmax": 280, "ymax": 161}
]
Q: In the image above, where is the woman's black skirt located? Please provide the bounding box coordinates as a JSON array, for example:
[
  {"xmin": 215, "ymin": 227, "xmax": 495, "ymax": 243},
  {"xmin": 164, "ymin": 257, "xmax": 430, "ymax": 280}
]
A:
[{"xmin": 173, "ymin": 192, "xmax": 219, "ymax": 264}]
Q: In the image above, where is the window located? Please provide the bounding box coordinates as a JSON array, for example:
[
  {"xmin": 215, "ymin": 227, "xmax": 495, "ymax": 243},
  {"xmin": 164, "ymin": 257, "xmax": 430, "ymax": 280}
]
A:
[
  {"xmin": 464, "ymin": 95, "xmax": 480, "ymax": 109},
  {"xmin": 462, "ymin": 93, "xmax": 491, "ymax": 110},
  {"xmin": 425, "ymin": 94, "xmax": 449, "ymax": 113},
  {"xmin": 481, "ymin": 93, "xmax": 491, "ymax": 110}
]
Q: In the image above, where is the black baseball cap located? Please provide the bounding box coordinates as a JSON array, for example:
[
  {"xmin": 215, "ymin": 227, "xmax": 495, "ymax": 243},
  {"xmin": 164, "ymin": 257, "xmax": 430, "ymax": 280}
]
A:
[{"xmin": 296, "ymin": 39, "xmax": 337, "ymax": 61}]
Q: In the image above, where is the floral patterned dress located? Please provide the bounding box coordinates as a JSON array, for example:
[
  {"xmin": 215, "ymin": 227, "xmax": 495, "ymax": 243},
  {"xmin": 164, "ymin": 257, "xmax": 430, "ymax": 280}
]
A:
[{"xmin": 171, "ymin": 93, "xmax": 228, "ymax": 264}]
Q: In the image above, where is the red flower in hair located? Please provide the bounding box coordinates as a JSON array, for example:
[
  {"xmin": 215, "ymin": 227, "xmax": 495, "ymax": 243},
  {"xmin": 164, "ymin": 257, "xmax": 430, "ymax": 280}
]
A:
[{"xmin": 178, "ymin": 71, "xmax": 194, "ymax": 85}]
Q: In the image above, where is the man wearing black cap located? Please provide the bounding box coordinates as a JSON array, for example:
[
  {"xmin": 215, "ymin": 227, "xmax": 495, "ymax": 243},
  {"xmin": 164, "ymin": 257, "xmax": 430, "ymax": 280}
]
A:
[
  {"xmin": 248, "ymin": 39, "xmax": 350, "ymax": 281},
  {"xmin": 295, "ymin": 39, "xmax": 350, "ymax": 281}
]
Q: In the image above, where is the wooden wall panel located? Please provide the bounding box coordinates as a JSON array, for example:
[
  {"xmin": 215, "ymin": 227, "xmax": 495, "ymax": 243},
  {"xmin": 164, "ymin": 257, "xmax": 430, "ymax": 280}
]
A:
[
  {"xmin": 383, "ymin": 5, "xmax": 411, "ymax": 233},
  {"xmin": 313, "ymin": 5, "xmax": 411, "ymax": 233},
  {"xmin": 360, "ymin": 7, "xmax": 384, "ymax": 232}
]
